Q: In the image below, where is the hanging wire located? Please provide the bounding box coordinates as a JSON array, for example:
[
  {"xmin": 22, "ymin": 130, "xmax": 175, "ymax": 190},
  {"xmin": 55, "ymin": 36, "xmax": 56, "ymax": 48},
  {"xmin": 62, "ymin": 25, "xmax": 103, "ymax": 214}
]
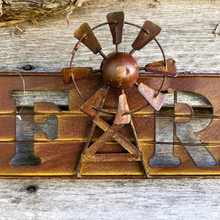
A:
[{"xmin": 15, "ymin": 72, "xmax": 26, "ymax": 120}]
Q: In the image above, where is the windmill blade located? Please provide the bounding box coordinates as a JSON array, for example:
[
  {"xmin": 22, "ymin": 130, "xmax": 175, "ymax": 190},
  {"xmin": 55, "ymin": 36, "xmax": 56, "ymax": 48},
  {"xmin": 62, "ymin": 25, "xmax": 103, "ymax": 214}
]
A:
[
  {"xmin": 61, "ymin": 67, "xmax": 93, "ymax": 84},
  {"xmin": 80, "ymin": 88, "xmax": 108, "ymax": 118},
  {"xmin": 74, "ymin": 22, "xmax": 102, "ymax": 54},
  {"xmin": 132, "ymin": 21, "xmax": 161, "ymax": 51},
  {"xmin": 138, "ymin": 82, "xmax": 166, "ymax": 111},
  {"xmin": 145, "ymin": 59, "xmax": 177, "ymax": 77},
  {"xmin": 107, "ymin": 11, "xmax": 124, "ymax": 45},
  {"xmin": 114, "ymin": 94, "xmax": 131, "ymax": 125}
]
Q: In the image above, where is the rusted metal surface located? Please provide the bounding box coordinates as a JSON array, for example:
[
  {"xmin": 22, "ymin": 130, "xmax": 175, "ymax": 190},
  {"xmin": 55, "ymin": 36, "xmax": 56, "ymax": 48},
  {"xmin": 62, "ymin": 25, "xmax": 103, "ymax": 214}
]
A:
[
  {"xmin": 69, "ymin": 14, "xmax": 174, "ymax": 115},
  {"xmin": 68, "ymin": 12, "xmax": 171, "ymax": 114},
  {"xmin": 0, "ymin": 73, "xmax": 220, "ymax": 178},
  {"xmin": 107, "ymin": 11, "xmax": 124, "ymax": 45},
  {"xmin": 102, "ymin": 52, "xmax": 139, "ymax": 89},
  {"xmin": 174, "ymin": 102, "xmax": 193, "ymax": 124},
  {"xmin": 92, "ymin": 117, "xmax": 141, "ymax": 157},
  {"xmin": 70, "ymin": 13, "xmax": 168, "ymax": 177},
  {"xmin": 137, "ymin": 82, "xmax": 166, "ymax": 111},
  {"xmin": 81, "ymin": 153, "xmax": 142, "ymax": 162},
  {"xmin": 145, "ymin": 59, "xmax": 178, "ymax": 77},
  {"xmin": 74, "ymin": 22, "xmax": 102, "ymax": 54},
  {"xmin": 131, "ymin": 21, "xmax": 161, "ymax": 51},
  {"xmin": 84, "ymin": 124, "xmax": 124, "ymax": 158},
  {"xmin": 61, "ymin": 67, "xmax": 93, "ymax": 85},
  {"xmin": 114, "ymin": 94, "xmax": 131, "ymax": 125},
  {"xmin": 1, "ymin": 12, "xmax": 220, "ymax": 179},
  {"xmin": 76, "ymin": 89, "xmax": 108, "ymax": 177},
  {"xmin": 79, "ymin": 86, "xmax": 141, "ymax": 169},
  {"xmin": 80, "ymin": 88, "xmax": 108, "ymax": 117}
]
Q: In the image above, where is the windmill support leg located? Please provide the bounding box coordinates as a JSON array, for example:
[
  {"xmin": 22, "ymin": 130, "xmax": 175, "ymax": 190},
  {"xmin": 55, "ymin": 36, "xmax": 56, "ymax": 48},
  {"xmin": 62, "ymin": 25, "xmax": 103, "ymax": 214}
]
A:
[
  {"xmin": 130, "ymin": 117, "xmax": 149, "ymax": 177},
  {"xmin": 76, "ymin": 87, "xmax": 109, "ymax": 177},
  {"xmin": 75, "ymin": 122, "xmax": 96, "ymax": 178}
]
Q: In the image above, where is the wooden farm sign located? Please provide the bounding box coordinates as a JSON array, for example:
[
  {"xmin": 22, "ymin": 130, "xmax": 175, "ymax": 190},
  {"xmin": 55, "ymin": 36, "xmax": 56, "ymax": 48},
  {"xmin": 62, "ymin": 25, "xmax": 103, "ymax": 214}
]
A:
[{"xmin": 0, "ymin": 72, "xmax": 220, "ymax": 178}]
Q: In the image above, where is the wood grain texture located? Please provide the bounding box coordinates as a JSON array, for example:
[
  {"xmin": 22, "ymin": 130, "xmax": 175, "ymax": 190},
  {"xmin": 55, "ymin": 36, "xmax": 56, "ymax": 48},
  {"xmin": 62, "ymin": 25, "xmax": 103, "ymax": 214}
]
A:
[
  {"xmin": 1, "ymin": 0, "xmax": 220, "ymax": 219},
  {"xmin": 1, "ymin": 179, "xmax": 220, "ymax": 220},
  {"xmin": 0, "ymin": 0, "xmax": 220, "ymax": 74}
]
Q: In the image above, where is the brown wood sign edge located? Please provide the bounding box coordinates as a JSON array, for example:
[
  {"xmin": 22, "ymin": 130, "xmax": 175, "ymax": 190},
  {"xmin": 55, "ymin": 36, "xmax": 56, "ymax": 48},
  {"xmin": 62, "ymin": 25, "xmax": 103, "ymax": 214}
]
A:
[{"xmin": 0, "ymin": 72, "xmax": 219, "ymax": 179}]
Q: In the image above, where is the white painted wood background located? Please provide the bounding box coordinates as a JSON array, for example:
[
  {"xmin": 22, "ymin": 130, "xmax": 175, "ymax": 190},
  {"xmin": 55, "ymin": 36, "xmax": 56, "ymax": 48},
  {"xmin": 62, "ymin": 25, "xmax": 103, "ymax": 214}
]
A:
[{"xmin": 1, "ymin": 0, "xmax": 220, "ymax": 219}]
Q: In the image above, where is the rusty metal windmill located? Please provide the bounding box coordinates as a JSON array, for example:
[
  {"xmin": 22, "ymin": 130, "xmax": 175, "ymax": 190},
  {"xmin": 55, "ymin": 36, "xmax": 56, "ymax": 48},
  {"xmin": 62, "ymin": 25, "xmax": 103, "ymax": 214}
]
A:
[{"xmin": 61, "ymin": 11, "xmax": 177, "ymax": 177}]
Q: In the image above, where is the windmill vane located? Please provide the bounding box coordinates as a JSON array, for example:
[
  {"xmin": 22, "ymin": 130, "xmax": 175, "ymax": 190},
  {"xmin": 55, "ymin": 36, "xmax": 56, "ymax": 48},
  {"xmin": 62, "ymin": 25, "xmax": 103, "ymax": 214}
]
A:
[
  {"xmin": 0, "ymin": 11, "xmax": 220, "ymax": 179},
  {"xmin": 62, "ymin": 11, "xmax": 178, "ymax": 178}
]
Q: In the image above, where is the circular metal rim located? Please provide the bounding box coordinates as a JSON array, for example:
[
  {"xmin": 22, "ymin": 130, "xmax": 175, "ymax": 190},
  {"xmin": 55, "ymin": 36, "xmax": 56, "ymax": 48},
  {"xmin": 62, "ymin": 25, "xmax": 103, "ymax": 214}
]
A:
[{"xmin": 70, "ymin": 20, "xmax": 167, "ymax": 115}]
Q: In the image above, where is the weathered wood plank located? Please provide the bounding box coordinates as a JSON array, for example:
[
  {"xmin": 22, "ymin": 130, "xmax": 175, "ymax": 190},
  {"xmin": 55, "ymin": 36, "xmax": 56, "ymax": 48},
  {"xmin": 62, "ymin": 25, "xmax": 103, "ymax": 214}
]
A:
[
  {"xmin": 11, "ymin": 90, "xmax": 69, "ymax": 107},
  {"xmin": 0, "ymin": 179, "xmax": 219, "ymax": 220},
  {"xmin": 0, "ymin": 0, "xmax": 220, "ymax": 74}
]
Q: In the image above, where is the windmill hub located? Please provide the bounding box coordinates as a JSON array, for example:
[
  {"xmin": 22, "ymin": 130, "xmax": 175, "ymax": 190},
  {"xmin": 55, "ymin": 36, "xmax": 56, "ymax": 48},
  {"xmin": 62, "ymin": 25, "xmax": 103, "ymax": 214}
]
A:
[{"xmin": 102, "ymin": 52, "xmax": 139, "ymax": 89}]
